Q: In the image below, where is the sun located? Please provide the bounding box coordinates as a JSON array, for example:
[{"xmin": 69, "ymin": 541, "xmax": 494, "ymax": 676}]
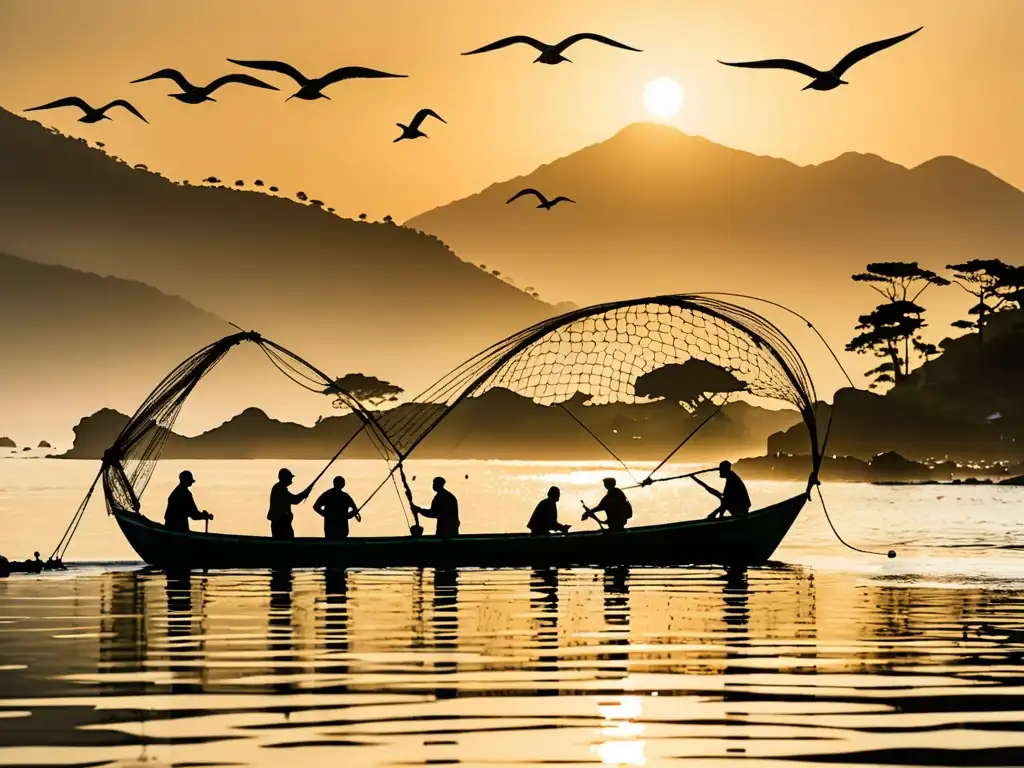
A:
[{"xmin": 643, "ymin": 77, "xmax": 684, "ymax": 119}]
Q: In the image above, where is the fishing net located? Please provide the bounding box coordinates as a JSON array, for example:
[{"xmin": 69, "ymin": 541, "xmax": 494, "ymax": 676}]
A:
[
  {"xmin": 377, "ymin": 295, "xmax": 820, "ymax": 463},
  {"xmin": 81, "ymin": 293, "xmax": 819, "ymax": 552},
  {"xmin": 99, "ymin": 333, "xmax": 398, "ymax": 520}
]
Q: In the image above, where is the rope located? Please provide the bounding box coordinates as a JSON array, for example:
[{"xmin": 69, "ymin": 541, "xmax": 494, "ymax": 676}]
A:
[
  {"xmin": 641, "ymin": 399, "xmax": 729, "ymax": 485},
  {"xmin": 621, "ymin": 467, "xmax": 716, "ymax": 491},
  {"xmin": 700, "ymin": 292, "xmax": 857, "ymax": 389},
  {"xmin": 305, "ymin": 423, "xmax": 367, "ymax": 490},
  {"xmin": 50, "ymin": 468, "xmax": 102, "ymax": 561},
  {"xmin": 556, "ymin": 403, "xmax": 641, "ymax": 485},
  {"xmin": 816, "ymin": 485, "xmax": 896, "ymax": 559}
]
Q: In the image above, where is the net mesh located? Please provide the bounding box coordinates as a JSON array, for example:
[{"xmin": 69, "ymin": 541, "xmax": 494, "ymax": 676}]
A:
[
  {"xmin": 101, "ymin": 333, "xmax": 393, "ymax": 515},
  {"xmin": 378, "ymin": 295, "xmax": 819, "ymax": 461},
  {"xmin": 100, "ymin": 295, "xmax": 821, "ymax": 519}
]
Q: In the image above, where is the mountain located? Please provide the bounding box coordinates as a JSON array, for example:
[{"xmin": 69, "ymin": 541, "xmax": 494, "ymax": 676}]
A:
[
  {"xmin": 0, "ymin": 252, "xmax": 243, "ymax": 446},
  {"xmin": 0, "ymin": 108, "xmax": 553, "ymax": 420},
  {"xmin": 406, "ymin": 122, "xmax": 1024, "ymax": 389},
  {"xmin": 59, "ymin": 390, "xmax": 800, "ymax": 462}
]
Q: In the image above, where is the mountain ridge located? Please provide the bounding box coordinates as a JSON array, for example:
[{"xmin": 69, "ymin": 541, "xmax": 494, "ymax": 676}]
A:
[
  {"xmin": 0, "ymin": 107, "xmax": 556, "ymax": 424},
  {"xmin": 405, "ymin": 121, "xmax": 1024, "ymax": 393}
]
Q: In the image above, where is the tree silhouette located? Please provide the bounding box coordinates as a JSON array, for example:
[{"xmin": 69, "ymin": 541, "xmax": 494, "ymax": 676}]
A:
[
  {"xmin": 479, "ymin": 264, "xmax": 487, "ymax": 270},
  {"xmin": 358, "ymin": 213, "xmax": 367, "ymax": 221},
  {"xmin": 234, "ymin": 180, "xmax": 245, "ymax": 187},
  {"xmin": 848, "ymin": 262, "xmax": 949, "ymax": 388},
  {"xmin": 383, "ymin": 214, "xmax": 393, "ymax": 224},
  {"xmin": 296, "ymin": 191, "xmax": 308, "ymax": 201},
  {"xmin": 203, "ymin": 176, "xmax": 221, "ymax": 184},
  {"xmin": 327, "ymin": 207, "xmax": 335, "ymax": 213},
  {"xmin": 634, "ymin": 360, "xmax": 746, "ymax": 412},
  {"xmin": 310, "ymin": 199, "xmax": 324, "ymax": 208},
  {"xmin": 323, "ymin": 373, "xmax": 404, "ymax": 410},
  {"xmin": 491, "ymin": 269, "xmax": 501, "ymax": 277},
  {"xmin": 847, "ymin": 300, "xmax": 928, "ymax": 389},
  {"xmin": 133, "ymin": 164, "xmax": 148, "ymax": 171},
  {"xmin": 95, "ymin": 141, "xmax": 105, "ymax": 148},
  {"xmin": 269, "ymin": 185, "xmax": 279, "ymax": 192},
  {"xmin": 947, "ymin": 259, "xmax": 1024, "ymax": 346},
  {"xmin": 254, "ymin": 179, "xmax": 264, "ymax": 187}
]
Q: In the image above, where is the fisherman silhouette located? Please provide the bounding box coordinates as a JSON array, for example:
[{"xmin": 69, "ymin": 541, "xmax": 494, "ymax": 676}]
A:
[
  {"xmin": 694, "ymin": 461, "xmax": 751, "ymax": 519},
  {"xmin": 410, "ymin": 477, "xmax": 460, "ymax": 538},
  {"xmin": 313, "ymin": 476, "xmax": 360, "ymax": 539},
  {"xmin": 528, "ymin": 486, "xmax": 570, "ymax": 536},
  {"xmin": 164, "ymin": 470, "xmax": 213, "ymax": 533},
  {"xmin": 267, "ymin": 468, "xmax": 311, "ymax": 540},
  {"xmin": 582, "ymin": 478, "xmax": 632, "ymax": 531}
]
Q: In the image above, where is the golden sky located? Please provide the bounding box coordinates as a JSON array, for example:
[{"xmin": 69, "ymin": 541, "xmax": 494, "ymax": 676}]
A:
[{"xmin": 0, "ymin": 0, "xmax": 1020, "ymax": 222}]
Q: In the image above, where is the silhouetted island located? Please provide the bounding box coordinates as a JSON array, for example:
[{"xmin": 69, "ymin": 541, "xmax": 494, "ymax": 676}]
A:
[
  {"xmin": 58, "ymin": 389, "xmax": 799, "ymax": 462},
  {"xmin": 0, "ymin": 437, "xmax": 14, "ymax": 449}
]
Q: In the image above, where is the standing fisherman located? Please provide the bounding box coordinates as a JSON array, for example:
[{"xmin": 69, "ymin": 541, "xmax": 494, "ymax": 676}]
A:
[
  {"xmin": 267, "ymin": 468, "xmax": 311, "ymax": 540},
  {"xmin": 164, "ymin": 470, "xmax": 214, "ymax": 533},
  {"xmin": 410, "ymin": 477, "xmax": 460, "ymax": 537},
  {"xmin": 313, "ymin": 476, "xmax": 361, "ymax": 539}
]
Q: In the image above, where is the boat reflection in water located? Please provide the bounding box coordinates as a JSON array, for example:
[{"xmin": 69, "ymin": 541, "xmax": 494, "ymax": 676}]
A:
[{"xmin": 4, "ymin": 564, "xmax": 1024, "ymax": 767}]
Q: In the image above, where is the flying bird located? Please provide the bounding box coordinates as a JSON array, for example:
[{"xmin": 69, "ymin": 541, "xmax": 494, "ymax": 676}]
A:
[
  {"xmin": 394, "ymin": 109, "xmax": 446, "ymax": 142},
  {"xmin": 506, "ymin": 189, "xmax": 575, "ymax": 210},
  {"xmin": 462, "ymin": 33, "xmax": 641, "ymax": 64},
  {"xmin": 131, "ymin": 68, "xmax": 279, "ymax": 103},
  {"xmin": 226, "ymin": 59, "xmax": 407, "ymax": 100},
  {"xmin": 718, "ymin": 26, "xmax": 922, "ymax": 91},
  {"xmin": 24, "ymin": 96, "xmax": 148, "ymax": 123}
]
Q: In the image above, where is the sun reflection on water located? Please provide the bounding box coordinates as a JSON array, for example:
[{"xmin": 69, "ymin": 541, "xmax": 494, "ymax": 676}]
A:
[{"xmin": 596, "ymin": 696, "xmax": 647, "ymax": 765}]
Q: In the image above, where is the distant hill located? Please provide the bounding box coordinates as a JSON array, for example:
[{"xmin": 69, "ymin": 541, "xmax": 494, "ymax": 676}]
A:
[
  {"xmin": 0, "ymin": 108, "xmax": 553, "ymax": 416},
  {"xmin": 0, "ymin": 252, "xmax": 244, "ymax": 445},
  {"xmin": 59, "ymin": 389, "xmax": 800, "ymax": 463},
  {"xmin": 767, "ymin": 309, "xmax": 1024, "ymax": 462},
  {"xmin": 407, "ymin": 122, "xmax": 1024, "ymax": 389}
]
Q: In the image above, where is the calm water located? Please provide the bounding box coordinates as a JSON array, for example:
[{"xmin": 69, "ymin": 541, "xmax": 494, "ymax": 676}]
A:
[{"xmin": 2, "ymin": 459, "xmax": 1024, "ymax": 767}]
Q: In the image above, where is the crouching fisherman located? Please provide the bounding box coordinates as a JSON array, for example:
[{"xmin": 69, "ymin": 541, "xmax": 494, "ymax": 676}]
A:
[
  {"xmin": 528, "ymin": 486, "xmax": 570, "ymax": 535},
  {"xmin": 582, "ymin": 477, "xmax": 632, "ymax": 531},
  {"xmin": 694, "ymin": 461, "xmax": 751, "ymax": 519},
  {"xmin": 165, "ymin": 470, "xmax": 214, "ymax": 533}
]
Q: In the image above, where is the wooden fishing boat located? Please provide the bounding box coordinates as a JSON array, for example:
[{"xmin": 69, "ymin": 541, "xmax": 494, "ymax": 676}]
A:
[
  {"xmin": 52, "ymin": 294, "xmax": 826, "ymax": 570},
  {"xmin": 111, "ymin": 493, "xmax": 807, "ymax": 569}
]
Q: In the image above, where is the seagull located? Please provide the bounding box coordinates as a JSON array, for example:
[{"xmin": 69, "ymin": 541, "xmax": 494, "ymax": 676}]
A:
[
  {"xmin": 462, "ymin": 33, "xmax": 641, "ymax": 65},
  {"xmin": 24, "ymin": 96, "xmax": 148, "ymax": 123},
  {"xmin": 506, "ymin": 188, "xmax": 575, "ymax": 210},
  {"xmin": 718, "ymin": 26, "xmax": 922, "ymax": 91},
  {"xmin": 226, "ymin": 59, "xmax": 407, "ymax": 100},
  {"xmin": 394, "ymin": 109, "xmax": 446, "ymax": 142},
  {"xmin": 130, "ymin": 68, "xmax": 279, "ymax": 103}
]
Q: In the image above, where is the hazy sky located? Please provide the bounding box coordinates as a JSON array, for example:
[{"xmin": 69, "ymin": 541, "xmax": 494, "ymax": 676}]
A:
[{"xmin": 0, "ymin": 1, "xmax": 1019, "ymax": 221}]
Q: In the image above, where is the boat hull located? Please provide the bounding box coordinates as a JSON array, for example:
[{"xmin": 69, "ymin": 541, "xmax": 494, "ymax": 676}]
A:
[{"xmin": 112, "ymin": 493, "xmax": 807, "ymax": 569}]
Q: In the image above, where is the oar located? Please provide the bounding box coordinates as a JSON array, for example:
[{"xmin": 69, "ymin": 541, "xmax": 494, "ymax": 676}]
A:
[
  {"xmin": 580, "ymin": 501, "xmax": 606, "ymax": 530},
  {"xmin": 622, "ymin": 467, "xmax": 717, "ymax": 490}
]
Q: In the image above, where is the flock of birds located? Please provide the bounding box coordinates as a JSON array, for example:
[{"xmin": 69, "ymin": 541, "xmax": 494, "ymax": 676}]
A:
[{"xmin": 23, "ymin": 25, "xmax": 922, "ymax": 210}]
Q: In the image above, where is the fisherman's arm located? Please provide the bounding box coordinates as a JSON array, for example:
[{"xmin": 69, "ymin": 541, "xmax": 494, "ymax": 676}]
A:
[
  {"xmin": 312, "ymin": 492, "xmax": 328, "ymax": 516},
  {"xmin": 693, "ymin": 476, "xmax": 723, "ymax": 499},
  {"xmin": 185, "ymin": 493, "xmax": 209, "ymax": 520}
]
